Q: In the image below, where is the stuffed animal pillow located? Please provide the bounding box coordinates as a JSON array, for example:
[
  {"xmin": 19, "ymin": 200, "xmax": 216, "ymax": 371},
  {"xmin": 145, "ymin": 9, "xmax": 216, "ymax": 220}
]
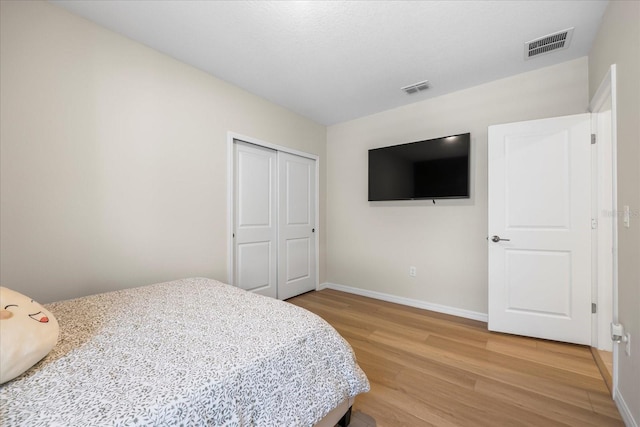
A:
[{"xmin": 0, "ymin": 287, "xmax": 59, "ymax": 384}]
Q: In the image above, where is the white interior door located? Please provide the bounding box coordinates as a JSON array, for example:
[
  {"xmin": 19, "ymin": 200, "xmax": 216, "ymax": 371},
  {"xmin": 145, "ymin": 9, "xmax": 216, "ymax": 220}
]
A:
[
  {"xmin": 232, "ymin": 138, "xmax": 317, "ymax": 300},
  {"xmin": 277, "ymin": 152, "xmax": 316, "ymax": 300},
  {"xmin": 488, "ymin": 113, "xmax": 592, "ymax": 345},
  {"xmin": 233, "ymin": 141, "xmax": 277, "ymax": 298}
]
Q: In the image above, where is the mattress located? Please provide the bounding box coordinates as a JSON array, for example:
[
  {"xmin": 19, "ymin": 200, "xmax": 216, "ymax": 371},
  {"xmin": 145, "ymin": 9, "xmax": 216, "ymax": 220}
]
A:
[{"xmin": 0, "ymin": 278, "xmax": 369, "ymax": 426}]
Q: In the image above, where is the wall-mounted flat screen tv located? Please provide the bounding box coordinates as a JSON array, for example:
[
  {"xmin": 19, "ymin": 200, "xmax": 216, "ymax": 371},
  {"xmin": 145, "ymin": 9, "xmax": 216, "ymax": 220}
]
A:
[{"xmin": 368, "ymin": 133, "xmax": 470, "ymax": 201}]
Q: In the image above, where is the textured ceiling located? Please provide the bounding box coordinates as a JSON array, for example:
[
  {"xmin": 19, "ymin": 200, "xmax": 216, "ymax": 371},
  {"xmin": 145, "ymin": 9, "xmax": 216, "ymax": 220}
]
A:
[{"xmin": 50, "ymin": 1, "xmax": 608, "ymax": 125}]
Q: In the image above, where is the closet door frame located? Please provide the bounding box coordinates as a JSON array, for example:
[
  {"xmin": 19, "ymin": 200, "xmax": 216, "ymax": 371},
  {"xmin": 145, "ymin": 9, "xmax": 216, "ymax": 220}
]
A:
[{"xmin": 226, "ymin": 132, "xmax": 319, "ymax": 294}]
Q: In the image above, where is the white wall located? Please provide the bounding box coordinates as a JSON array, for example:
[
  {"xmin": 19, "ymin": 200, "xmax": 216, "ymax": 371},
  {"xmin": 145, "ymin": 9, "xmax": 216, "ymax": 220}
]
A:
[
  {"xmin": 0, "ymin": 1, "xmax": 326, "ymax": 303},
  {"xmin": 589, "ymin": 1, "xmax": 640, "ymax": 424},
  {"xmin": 326, "ymin": 57, "xmax": 589, "ymax": 315}
]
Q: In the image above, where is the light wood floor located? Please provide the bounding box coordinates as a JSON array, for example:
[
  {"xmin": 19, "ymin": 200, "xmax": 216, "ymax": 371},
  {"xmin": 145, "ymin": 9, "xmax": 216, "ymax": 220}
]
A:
[
  {"xmin": 593, "ymin": 348, "xmax": 614, "ymax": 393},
  {"xmin": 288, "ymin": 289, "xmax": 623, "ymax": 427}
]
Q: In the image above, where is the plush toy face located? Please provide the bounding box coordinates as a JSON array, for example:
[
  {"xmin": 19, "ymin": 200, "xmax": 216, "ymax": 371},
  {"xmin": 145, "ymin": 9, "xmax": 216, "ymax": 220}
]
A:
[{"xmin": 0, "ymin": 287, "xmax": 59, "ymax": 384}]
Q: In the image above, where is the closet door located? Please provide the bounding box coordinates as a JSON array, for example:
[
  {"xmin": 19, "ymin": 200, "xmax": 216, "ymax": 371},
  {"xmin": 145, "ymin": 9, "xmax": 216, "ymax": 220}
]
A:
[
  {"xmin": 277, "ymin": 152, "xmax": 316, "ymax": 300},
  {"xmin": 233, "ymin": 141, "xmax": 277, "ymax": 298}
]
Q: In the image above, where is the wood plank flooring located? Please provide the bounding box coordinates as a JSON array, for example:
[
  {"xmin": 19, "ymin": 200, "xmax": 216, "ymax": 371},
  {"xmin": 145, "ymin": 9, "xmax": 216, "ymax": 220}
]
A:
[
  {"xmin": 288, "ymin": 289, "xmax": 623, "ymax": 427},
  {"xmin": 593, "ymin": 348, "xmax": 614, "ymax": 394}
]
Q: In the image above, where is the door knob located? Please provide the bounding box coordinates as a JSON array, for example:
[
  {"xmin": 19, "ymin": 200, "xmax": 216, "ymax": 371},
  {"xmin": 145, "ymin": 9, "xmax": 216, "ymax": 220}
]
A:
[{"xmin": 491, "ymin": 235, "xmax": 510, "ymax": 242}]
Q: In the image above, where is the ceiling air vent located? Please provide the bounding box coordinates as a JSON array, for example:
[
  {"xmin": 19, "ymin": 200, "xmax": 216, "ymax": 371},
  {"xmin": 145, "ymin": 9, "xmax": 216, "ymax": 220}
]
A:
[
  {"xmin": 525, "ymin": 27, "xmax": 574, "ymax": 60},
  {"xmin": 401, "ymin": 80, "xmax": 429, "ymax": 95}
]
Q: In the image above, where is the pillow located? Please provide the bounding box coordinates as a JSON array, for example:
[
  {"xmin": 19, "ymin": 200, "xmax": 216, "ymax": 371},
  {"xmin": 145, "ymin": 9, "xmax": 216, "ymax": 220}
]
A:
[{"xmin": 0, "ymin": 287, "xmax": 59, "ymax": 384}]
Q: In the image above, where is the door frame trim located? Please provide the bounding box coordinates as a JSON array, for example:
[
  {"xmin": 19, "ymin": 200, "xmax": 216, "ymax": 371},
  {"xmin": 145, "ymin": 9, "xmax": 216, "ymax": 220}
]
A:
[
  {"xmin": 589, "ymin": 64, "xmax": 619, "ymax": 396},
  {"xmin": 226, "ymin": 131, "xmax": 320, "ymax": 293}
]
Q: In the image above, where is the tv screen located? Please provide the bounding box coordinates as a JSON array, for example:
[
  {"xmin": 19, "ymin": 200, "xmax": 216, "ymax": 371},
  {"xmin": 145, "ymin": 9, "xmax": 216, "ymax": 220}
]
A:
[{"xmin": 368, "ymin": 133, "xmax": 470, "ymax": 201}]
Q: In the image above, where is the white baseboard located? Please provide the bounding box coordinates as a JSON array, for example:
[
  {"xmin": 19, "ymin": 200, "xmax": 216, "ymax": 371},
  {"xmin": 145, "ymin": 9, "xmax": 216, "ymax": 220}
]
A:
[
  {"xmin": 319, "ymin": 282, "xmax": 488, "ymax": 323},
  {"xmin": 615, "ymin": 388, "xmax": 638, "ymax": 427}
]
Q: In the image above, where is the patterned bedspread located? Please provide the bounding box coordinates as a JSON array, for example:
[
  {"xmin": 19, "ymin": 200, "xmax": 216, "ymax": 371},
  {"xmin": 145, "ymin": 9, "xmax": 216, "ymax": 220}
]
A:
[{"xmin": 0, "ymin": 278, "xmax": 369, "ymax": 426}]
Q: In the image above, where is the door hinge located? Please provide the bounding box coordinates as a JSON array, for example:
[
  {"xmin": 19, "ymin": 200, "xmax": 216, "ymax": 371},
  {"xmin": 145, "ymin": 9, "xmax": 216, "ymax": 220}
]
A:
[
  {"xmin": 592, "ymin": 303, "xmax": 597, "ymax": 314},
  {"xmin": 591, "ymin": 218, "xmax": 598, "ymax": 229},
  {"xmin": 591, "ymin": 134, "xmax": 596, "ymax": 145}
]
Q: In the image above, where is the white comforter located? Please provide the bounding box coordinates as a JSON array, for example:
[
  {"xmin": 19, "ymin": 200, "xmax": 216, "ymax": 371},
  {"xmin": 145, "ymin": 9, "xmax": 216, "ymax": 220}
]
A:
[{"xmin": 0, "ymin": 278, "xmax": 369, "ymax": 426}]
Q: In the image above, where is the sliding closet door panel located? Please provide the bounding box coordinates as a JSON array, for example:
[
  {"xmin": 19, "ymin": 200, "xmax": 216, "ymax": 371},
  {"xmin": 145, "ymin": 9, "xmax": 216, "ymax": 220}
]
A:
[
  {"xmin": 278, "ymin": 152, "xmax": 316, "ymax": 300},
  {"xmin": 233, "ymin": 141, "xmax": 277, "ymax": 298},
  {"xmin": 286, "ymin": 238, "xmax": 310, "ymax": 281}
]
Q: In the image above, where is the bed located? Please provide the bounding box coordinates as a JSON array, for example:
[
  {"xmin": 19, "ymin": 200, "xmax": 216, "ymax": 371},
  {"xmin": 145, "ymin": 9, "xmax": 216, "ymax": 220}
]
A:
[{"xmin": 0, "ymin": 278, "xmax": 369, "ymax": 426}]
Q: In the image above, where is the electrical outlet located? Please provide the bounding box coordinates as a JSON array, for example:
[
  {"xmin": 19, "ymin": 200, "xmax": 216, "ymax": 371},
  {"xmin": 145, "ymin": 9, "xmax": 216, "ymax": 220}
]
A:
[
  {"xmin": 625, "ymin": 333, "xmax": 631, "ymax": 356},
  {"xmin": 409, "ymin": 266, "xmax": 416, "ymax": 277}
]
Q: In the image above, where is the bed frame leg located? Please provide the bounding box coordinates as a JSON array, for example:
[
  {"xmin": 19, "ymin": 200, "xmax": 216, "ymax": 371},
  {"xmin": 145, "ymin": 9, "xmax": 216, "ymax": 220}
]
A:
[{"xmin": 338, "ymin": 406, "xmax": 352, "ymax": 427}]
